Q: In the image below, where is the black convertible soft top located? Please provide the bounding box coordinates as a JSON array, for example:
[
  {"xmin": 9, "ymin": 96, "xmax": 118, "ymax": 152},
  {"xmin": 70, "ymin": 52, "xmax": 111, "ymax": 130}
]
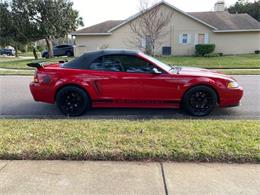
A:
[{"xmin": 63, "ymin": 49, "xmax": 140, "ymax": 70}]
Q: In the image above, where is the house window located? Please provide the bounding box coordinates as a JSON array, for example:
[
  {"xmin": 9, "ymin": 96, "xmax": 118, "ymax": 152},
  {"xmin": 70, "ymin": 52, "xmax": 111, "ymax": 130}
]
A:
[
  {"xmin": 182, "ymin": 34, "xmax": 188, "ymax": 44},
  {"xmin": 198, "ymin": 33, "xmax": 205, "ymax": 44},
  {"xmin": 195, "ymin": 33, "xmax": 209, "ymax": 44}
]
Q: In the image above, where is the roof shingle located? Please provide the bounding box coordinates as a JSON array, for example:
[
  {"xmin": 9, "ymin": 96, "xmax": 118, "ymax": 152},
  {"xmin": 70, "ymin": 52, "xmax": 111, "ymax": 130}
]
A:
[
  {"xmin": 188, "ymin": 11, "xmax": 260, "ymax": 30},
  {"xmin": 72, "ymin": 3, "xmax": 260, "ymax": 35},
  {"xmin": 73, "ymin": 20, "xmax": 124, "ymax": 34}
]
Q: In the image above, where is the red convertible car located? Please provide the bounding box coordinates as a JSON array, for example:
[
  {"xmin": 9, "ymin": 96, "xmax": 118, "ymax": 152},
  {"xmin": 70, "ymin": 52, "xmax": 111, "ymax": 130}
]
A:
[{"xmin": 28, "ymin": 49, "xmax": 243, "ymax": 116}]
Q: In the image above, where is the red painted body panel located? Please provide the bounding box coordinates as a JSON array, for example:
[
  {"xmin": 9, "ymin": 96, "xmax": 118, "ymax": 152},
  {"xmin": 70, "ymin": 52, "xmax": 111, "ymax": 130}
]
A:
[{"xmin": 29, "ymin": 54, "xmax": 243, "ymax": 110}]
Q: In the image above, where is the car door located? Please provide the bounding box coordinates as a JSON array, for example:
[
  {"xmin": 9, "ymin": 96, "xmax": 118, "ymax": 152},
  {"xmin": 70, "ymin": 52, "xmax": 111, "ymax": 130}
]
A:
[
  {"xmin": 89, "ymin": 54, "xmax": 179, "ymax": 104},
  {"xmin": 86, "ymin": 55, "xmax": 135, "ymax": 101},
  {"xmin": 117, "ymin": 55, "xmax": 179, "ymax": 102},
  {"xmin": 61, "ymin": 45, "xmax": 69, "ymax": 56},
  {"xmin": 53, "ymin": 46, "xmax": 60, "ymax": 56}
]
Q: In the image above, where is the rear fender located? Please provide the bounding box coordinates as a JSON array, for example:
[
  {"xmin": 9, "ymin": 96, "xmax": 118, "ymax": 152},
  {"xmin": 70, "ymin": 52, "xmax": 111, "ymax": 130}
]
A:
[{"xmin": 54, "ymin": 79, "xmax": 97, "ymax": 101}]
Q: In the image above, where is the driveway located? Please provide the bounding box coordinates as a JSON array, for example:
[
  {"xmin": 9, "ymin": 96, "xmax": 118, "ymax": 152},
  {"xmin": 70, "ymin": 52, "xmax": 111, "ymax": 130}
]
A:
[{"xmin": 0, "ymin": 75, "xmax": 259, "ymax": 119}]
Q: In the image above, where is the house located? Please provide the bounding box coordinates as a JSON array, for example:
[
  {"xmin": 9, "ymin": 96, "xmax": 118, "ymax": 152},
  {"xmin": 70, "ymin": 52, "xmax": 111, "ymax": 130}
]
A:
[{"xmin": 71, "ymin": 1, "xmax": 260, "ymax": 56}]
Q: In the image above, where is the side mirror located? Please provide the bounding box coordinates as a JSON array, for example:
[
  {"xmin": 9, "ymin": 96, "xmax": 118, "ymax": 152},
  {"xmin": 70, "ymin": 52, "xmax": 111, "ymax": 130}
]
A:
[{"xmin": 152, "ymin": 67, "xmax": 162, "ymax": 74}]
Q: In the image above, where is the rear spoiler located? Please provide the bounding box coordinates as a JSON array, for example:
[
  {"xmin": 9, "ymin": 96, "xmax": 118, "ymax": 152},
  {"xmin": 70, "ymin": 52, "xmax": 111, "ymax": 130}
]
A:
[{"xmin": 27, "ymin": 62, "xmax": 44, "ymax": 69}]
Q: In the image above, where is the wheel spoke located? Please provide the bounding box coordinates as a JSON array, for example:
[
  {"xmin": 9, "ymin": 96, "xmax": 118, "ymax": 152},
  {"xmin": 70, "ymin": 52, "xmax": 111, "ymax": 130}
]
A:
[
  {"xmin": 59, "ymin": 90, "xmax": 85, "ymax": 115},
  {"xmin": 189, "ymin": 90, "xmax": 214, "ymax": 115}
]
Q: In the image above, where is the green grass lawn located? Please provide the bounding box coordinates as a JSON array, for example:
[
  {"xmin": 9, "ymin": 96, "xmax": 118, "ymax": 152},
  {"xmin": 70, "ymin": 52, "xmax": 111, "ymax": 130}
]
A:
[
  {"xmin": 19, "ymin": 52, "xmax": 42, "ymax": 57},
  {"xmin": 0, "ymin": 119, "xmax": 259, "ymax": 162},
  {"xmin": 216, "ymin": 69, "xmax": 260, "ymax": 75},
  {"xmin": 0, "ymin": 54, "xmax": 259, "ymax": 70},
  {"xmin": 0, "ymin": 69, "xmax": 34, "ymax": 75},
  {"xmin": 159, "ymin": 54, "xmax": 260, "ymax": 69},
  {"xmin": 0, "ymin": 56, "xmax": 72, "ymax": 69}
]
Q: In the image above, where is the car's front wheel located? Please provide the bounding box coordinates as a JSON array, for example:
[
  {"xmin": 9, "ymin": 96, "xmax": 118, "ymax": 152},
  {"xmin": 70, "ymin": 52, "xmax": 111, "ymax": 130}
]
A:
[
  {"xmin": 182, "ymin": 85, "xmax": 217, "ymax": 116},
  {"xmin": 42, "ymin": 53, "xmax": 49, "ymax": 58},
  {"xmin": 56, "ymin": 86, "xmax": 90, "ymax": 116},
  {"xmin": 65, "ymin": 51, "xmax": 73, "ymax": 57}
]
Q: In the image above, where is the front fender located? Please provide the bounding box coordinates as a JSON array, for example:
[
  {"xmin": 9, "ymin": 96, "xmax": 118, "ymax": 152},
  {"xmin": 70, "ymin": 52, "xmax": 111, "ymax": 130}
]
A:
[{"xmin": 181, "ymin": 77, "xmax": 224, "ymax": 102}]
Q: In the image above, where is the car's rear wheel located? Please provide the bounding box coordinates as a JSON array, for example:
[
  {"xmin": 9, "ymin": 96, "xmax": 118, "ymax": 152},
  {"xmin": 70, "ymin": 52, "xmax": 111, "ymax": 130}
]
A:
[
  {"xmin": 182, "ymin": 86, "xmax": 217, "ymax": 116},
  {"xmin": 56, "ymin": 86, "xmax": 90, "ymax": 116}
]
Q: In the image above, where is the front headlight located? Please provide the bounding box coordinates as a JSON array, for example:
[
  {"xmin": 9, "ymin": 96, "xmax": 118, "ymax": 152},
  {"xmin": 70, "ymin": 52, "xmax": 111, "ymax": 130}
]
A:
[{"xmin": 227, "ymin": 81, "xmax": 239, "ymax": 89}]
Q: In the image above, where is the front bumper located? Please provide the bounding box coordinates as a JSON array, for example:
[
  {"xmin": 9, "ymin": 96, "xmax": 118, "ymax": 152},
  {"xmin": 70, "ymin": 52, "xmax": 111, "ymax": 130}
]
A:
[{"xmin": 219, "ymin": 86, "xmax": 244, "ymax": 107}]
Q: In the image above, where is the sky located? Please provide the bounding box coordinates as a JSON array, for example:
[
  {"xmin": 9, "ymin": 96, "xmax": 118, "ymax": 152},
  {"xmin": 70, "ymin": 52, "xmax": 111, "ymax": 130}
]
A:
[{"xmin": 72, "ymin": 0, "xmax": 255, "ymax": 28}]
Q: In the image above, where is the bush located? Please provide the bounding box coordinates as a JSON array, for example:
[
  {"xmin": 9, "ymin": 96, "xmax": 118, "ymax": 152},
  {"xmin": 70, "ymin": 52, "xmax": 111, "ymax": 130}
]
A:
[
  {"xmin": 195, "ymin": 44, "xmax": 216, "ymax": 56},
  {"xmin": 255, "ymin": 50, "xmax": 260, "ymax": 54},
  {"xmin": 204, "ymin": 53, "xmax": 220, "ymax": 57},
  {"xmin": 36, "ymin": 46, "xmax": 45, "ymax": 52}
]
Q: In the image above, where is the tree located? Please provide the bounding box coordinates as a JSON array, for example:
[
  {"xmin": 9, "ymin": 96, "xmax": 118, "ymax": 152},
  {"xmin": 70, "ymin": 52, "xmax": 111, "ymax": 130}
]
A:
[
  {"xmin": 27, "ymin": 0, "xmax": 83, "ymax": 57},
  {"xmin": 128, "ymin": 0, "xmax": 173, "ymax": 55},
  {"xmin": 228, "ymin": 0, "xmax": 260, "ymax": 21},
  {"xmin": 0, "ymin": 1, "xmax": 14, "ymax": 48},
  {"xmin": 0, "ymin": 0, "xmax": 36, "ymax": 57},
  {"xmin": 1, "ymin": 0, "xmax": 83, "ymax": 58}
]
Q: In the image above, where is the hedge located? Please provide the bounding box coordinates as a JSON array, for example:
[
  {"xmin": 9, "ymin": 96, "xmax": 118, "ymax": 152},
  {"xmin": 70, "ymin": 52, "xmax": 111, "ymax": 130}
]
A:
[{"xmin": 195, "ymin": 44, "xmax": 216, "ymax": 56}]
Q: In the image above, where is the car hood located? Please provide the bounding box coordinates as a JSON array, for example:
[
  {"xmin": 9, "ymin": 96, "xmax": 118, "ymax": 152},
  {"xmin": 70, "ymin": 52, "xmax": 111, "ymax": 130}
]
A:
[{"xmin": 175, "ymin": 66, "xmax": 236, "ymax": 81}]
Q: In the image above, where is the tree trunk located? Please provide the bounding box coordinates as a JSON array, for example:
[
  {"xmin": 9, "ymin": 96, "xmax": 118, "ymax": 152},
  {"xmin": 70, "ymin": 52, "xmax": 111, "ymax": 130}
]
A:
[
  {"xmin": 14, "ymin": 44, "xmax": 18, "ymax": 57},
  {"xmin": 45, "ymin": 37, "xmax": 53, "ymax": 58},
  {"xmin": 32, "ymin": 48, "xmax": 38, "ymax": 60}
]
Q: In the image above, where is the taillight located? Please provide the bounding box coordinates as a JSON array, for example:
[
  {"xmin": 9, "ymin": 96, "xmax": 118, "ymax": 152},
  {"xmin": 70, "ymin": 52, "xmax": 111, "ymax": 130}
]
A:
[{"xmin": 33, "ymin": 70, "xmax": 39, "ymax": 83}]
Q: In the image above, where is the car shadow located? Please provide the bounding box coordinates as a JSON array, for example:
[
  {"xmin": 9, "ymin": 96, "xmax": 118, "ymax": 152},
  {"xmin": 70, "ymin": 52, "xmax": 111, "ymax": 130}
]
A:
[
  {"xmin": 80, "ymin": 107, "xmax": 241, "ymax": 120},
  {"xmin": 0, "ymin": 101, "xmax": 241, "ymax": 120}
]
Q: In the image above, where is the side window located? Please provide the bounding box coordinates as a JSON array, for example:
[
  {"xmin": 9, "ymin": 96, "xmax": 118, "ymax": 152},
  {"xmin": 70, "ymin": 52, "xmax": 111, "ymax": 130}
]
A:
[
  {"xmin": 120, "ymin": 55, "xmax": 155, "ymax": 73},
  {"xmin": 88, "ymin": 56, "xmax": 124, "ymax": 72},
  {"xmin": 103, "ymin": 55, "xmax": 124, "ymax": 72},
  {"xmin": 88, "ymin": 55, "xmax": 158, "ymax": 73},
  {"xmin": 55, "ymin": 45, "xmax": 68, "ymax": 49},
  {"xmin": 89, "ymin": 57, "xmax": 104, "ymax": 71}
]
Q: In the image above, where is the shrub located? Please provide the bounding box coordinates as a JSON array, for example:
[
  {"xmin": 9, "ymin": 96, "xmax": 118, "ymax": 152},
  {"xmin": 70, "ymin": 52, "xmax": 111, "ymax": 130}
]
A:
[
  {"xmin": 36, "ymin": 46, "xmax": 45, "ymax": 52},
  {"xmin": 204, "ymin": 53, "xmax": 220, "ymax": 57},
  {"xmin": 195, "ymin": 44, "xmax": 216, "ymax": 56},
  {"xmin": 255, "ymin": 50, "xmax": 260, "ymax": 54}
]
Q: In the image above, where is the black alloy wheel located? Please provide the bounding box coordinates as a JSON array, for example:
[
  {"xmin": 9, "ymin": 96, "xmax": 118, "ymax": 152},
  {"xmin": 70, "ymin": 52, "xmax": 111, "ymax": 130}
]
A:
[
  {"xmin": 182, "ymin": 86, "xmax": 217, "ymax": 116},
  {"xmin": 56, "ymin": 86, "xmax": 90, "ymax": 116}
]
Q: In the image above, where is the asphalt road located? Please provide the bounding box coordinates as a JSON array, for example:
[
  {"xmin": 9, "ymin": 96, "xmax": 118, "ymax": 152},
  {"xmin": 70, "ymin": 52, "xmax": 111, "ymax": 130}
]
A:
[{"xmin": 0, "ymin": 75, "xmax": 259, "ymax": 119}]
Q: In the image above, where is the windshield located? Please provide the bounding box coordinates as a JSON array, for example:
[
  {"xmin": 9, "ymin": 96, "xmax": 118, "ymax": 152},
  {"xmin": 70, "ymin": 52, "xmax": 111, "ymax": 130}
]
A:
[{"xmin": 139, "ymin": 53, "xmax": 172, "ymax": 72}]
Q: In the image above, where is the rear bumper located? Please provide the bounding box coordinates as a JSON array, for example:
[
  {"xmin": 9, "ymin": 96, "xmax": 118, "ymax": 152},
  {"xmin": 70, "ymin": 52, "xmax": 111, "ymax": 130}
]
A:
[
  {"xmin": 30, "ymin": 82, "xmax": 55, "ymax": 104},
  {"xmin": 219, "ymin": 86, "xmax": 243, "ymax": 107}
]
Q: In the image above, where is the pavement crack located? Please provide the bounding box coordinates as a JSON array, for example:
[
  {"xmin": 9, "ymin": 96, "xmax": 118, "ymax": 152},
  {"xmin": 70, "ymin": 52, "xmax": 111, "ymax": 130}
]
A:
[
  {"xmin": 160, "ymin": 162, "xmax": 168, "ymax": 195},
  {"xmin": 0, "ymin": 162, "xmax": 9, "ymax": 173}
]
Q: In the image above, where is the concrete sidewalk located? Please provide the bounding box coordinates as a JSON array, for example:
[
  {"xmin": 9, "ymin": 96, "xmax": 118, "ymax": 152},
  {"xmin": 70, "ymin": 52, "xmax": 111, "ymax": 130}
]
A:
[{"xmin": 0, "ymin": 161, "xmax": 259, "ymax": 195}]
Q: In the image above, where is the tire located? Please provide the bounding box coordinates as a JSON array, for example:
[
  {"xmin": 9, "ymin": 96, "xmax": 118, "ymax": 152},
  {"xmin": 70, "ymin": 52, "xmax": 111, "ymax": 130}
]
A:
[
  {"xmin": 65, "ymin": 51, "xmax": 73, "ymax": 57},
  {"xmin": 182, "ymin": 85, "xmax": 217, "ymax": 116},
  {"xmin": 42, "ymin": 53, "xmax": 49, "ymax": 58},
  {"xmin": 56, "ymin": 86, "xmax": 90, "ymax": 116}
]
